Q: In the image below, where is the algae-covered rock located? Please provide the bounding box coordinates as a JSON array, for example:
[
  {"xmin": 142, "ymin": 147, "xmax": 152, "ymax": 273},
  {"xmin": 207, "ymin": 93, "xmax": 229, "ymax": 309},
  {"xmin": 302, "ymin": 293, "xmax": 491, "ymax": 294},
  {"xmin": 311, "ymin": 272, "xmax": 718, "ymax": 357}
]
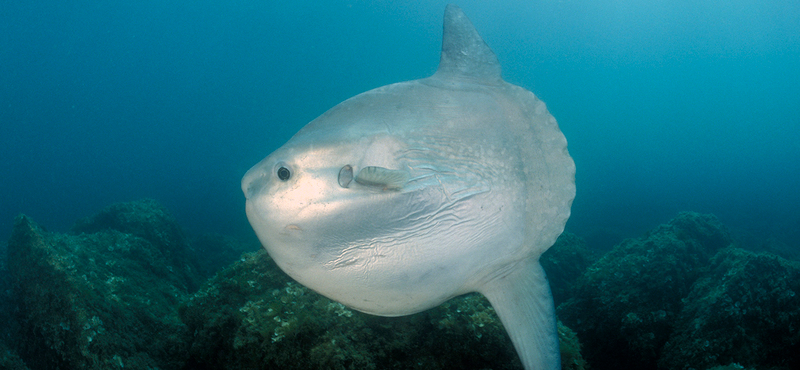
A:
[
  {"xmin": 179, "ymin": 249, "xmax": 293, "ymax": 369},
  {"xmin": 659, "ymin": 247, "xmax": 800, "ymax": 370},
  {"xmin": 181, "ymin": 249, "xmax": 588, "ymax": 370},
  {"xmin": 72, "ymin": 199, "xmax": 185, "ymax": 247},
  {"xmin": 752, "ymin": 237, "xmax": 800, "ymax": 262},
  {"xmin": 71, "ymin": 198, "xmax": 204, "ymax": 290},
  {"xmin": 6, "ymin": 210, "xmax": 192, "ymax": 369},
  {"xmin": 4, "ymin": 199, "xmax": 591, "ymax": 369},
  {"xmin": 558, "ymin": 321, "xmax": 588, "ymax": 370},
  {"xmin": 557, "ymin": 212, "xmax": 734, "ymax": 370},
  {"xmin": 9, "ymin": 199, "xmax": 797, "ymax": 370},
  {"xmin": 0, "ymin": 265, "xmax": 28, "ymax": 370},
  {"xmin": 1, "ymin": 241, "xmax": 17, "ymax": 343},
  {"xmin": 0, "ymin": 340, "xmax": 30, "ymax": 370},
  {"xmin": 704, "ymin": 364, "xmax": 754, "ymax": 370},
  {"xmin": 541, "ymin": 232, "xmax": 599, "ymax": 307},
  {"xmin": 190, "ymin": 233, "xmax": 260, "ymax": 278}
]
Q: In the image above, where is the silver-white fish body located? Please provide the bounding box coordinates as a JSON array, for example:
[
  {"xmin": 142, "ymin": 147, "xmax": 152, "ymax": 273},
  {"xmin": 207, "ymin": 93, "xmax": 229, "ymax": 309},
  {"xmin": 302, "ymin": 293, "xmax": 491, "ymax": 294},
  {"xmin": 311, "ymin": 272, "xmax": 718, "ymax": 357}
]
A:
[{"xmin": 242, "ymin": 5, "xmax": 574, "ymax": 370}]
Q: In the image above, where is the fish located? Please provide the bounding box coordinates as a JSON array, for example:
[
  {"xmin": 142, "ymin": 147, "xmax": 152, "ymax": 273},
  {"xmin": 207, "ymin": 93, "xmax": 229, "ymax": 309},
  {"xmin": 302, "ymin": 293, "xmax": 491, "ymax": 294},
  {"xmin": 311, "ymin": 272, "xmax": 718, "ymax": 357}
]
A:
[{"xmin": 242, "ymin": 4, "xmax": 575, "ymax": 370}]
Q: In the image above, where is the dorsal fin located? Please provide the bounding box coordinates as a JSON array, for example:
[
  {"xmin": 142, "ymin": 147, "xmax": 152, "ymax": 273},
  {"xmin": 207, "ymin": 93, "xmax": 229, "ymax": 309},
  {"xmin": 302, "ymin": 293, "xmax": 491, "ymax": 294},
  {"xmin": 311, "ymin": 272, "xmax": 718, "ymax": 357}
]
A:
[{"xmin": 434, "ymin": 4, "xmax": 502, "ymax": 84}]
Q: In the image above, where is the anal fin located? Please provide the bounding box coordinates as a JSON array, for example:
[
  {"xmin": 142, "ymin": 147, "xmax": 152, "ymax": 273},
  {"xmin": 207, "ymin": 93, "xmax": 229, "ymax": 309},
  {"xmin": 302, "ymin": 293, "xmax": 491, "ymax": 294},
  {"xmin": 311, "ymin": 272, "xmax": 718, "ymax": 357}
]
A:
[{"xmin": 479, "ymin": 259, "xmax": 560, "ymax": 370}]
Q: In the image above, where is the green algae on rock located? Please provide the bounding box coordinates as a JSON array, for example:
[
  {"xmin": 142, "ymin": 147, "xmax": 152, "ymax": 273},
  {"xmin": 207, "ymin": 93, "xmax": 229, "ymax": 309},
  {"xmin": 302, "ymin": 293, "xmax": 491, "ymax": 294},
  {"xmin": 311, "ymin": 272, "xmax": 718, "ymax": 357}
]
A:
[
  {"xmin": 541, "ymin": 233, "xmax": 599, "ymax": 307},
  {"xmin": 71, "ymin": 198, "xmax": 204, "ymax": 290},
  {"xmin": 557, "ymin": 212, "xmax": 735, "ymax": 370},
  {"xmin": 3, "ymin": 198, "xmax": 588, "ymax": 370},
  {"xmin": 659, "ymin": 247, "xmax": 800, "ymax": 370},
  {"xmin": 0, "ymin": 339, "xmax": 30, "ymax": 370},
  {"xmin": 5, "ymin": 200, "xmax": 204, "ymax": 369},
  {"xmin": 181, "ymin": 249, "xmax": 588, "ymax": 370},
  {"xmin": 190, "ymin": 233, "xmax": 261, "ymax": 278}
]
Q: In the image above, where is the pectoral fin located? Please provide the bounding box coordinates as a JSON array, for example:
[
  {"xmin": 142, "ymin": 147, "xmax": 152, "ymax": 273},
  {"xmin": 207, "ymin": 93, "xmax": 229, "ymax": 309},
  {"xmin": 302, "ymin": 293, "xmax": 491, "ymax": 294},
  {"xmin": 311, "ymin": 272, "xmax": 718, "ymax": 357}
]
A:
[{"xmin": 355, "ymin": 166, "xmax": 410, "ymax": 190}]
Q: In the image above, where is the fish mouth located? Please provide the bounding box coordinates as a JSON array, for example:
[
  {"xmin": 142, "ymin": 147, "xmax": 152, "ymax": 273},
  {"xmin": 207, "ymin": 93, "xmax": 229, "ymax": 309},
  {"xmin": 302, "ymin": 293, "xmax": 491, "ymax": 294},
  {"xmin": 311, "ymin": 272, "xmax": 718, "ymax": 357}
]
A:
[
  {"xmin": 243, "ymin": 155, "xmax": 282, "ymax": 200},
  {"xmin": 242, "ymin": 170, "xmax": 268, "ymax": 200}
]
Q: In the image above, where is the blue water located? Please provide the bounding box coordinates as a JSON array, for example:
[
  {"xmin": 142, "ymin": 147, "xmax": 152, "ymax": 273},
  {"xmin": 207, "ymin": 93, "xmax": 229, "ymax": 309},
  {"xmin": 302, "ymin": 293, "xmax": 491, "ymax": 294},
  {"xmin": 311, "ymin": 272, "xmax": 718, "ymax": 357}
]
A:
[{"xmin": 2, "ymin": 0, "xmax": 799, "ymax": 249}]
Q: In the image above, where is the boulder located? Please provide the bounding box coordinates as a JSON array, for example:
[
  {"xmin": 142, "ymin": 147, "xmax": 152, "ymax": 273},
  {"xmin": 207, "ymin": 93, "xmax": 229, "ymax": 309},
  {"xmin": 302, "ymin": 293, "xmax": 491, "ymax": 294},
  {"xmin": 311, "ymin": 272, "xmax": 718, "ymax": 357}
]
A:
[
  {"xmin": 557, "ymin": 212, "xmax": 734, "ymax": 369},
  {"xmin": 6, "ymin": 201, "xmax": 197, "ymax": 369},
  {"xmin": 541, "ymin": 232, "xmax": 599, "ymax": 307},
  {"xmin": 660, "ymin": 247, "xmax": 800, "ymax": 370},
  {"xmin": 181, "ymin": 249, "xmax": 588, "ymax": 370}
]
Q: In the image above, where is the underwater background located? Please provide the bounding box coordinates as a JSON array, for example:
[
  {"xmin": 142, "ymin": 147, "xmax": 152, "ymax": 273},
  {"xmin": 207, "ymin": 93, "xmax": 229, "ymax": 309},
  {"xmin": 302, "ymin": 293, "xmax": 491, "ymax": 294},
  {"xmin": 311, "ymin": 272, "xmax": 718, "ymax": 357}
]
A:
[
  {"xmin": 2, "ymin": 0, "xmax": 799, "ymax": 248},
  {"xmin": 2, "ymin": 1, "xmax": 800, "ymax": 369}
]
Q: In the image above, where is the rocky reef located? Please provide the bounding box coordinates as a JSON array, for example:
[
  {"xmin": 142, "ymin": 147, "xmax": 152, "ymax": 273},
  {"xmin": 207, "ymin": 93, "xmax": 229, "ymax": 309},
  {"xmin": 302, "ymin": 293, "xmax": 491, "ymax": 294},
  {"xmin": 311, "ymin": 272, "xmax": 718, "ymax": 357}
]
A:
[
  {"xmin": 179, "ymin": 245, "xmax": 588, "ymax": 370},
  {"xmin": 6, "ymin": 204, "xmax": 195, "ymax": 369},
  {"xmin": 660, "ymin": 247, "xmax": 800, "ymax": 369},
  {"xmin": 2, "ymin": 201, "xmax": 797, "ymax": 370},
  {"xmin": 1, "ymin": 199, "xmax": 588, "ymax": 370},
  {"xmin": 2, "ymin": 200, "xmax": 256, "ymax": 369},
  {"xmin": 558, "ymin": 212, "xmax": 800, "ymax": 370},
  {"xmin": 540, "ymin": 232, "xmax": 598, "ymax": 307},
  {"xmin": 181, "ymin": 250, "xmax": 515, "ymax": 370}
]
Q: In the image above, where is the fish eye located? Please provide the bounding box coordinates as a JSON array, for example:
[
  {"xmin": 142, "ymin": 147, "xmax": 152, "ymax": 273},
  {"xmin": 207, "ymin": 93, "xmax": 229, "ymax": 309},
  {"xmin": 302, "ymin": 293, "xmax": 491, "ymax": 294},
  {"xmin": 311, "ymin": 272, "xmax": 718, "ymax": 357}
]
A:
[{"xmin": 277, "ymin": 166, "xmax": 291, "ymax": 181}]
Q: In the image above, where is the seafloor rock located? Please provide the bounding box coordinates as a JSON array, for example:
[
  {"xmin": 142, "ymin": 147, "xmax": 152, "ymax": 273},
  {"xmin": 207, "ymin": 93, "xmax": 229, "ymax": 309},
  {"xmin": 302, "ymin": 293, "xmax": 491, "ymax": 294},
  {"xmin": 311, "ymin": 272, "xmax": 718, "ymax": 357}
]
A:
[
  {"xmin": 6, "ymin": 211, "xmax": 192, "ymax": 369},
  {"xmin": 4, "ymin": 198, "xmax": 586, "ymax": 370},
  {"xmin": 659, "ymin": 247, "xmax": 800, "ymax": 370},
  {"xmin": 0, "ymin": 340, "xmax": 31, "ymax": 370},
  {"xmin": 541, "ymin": 232, "xmax": 599, "ymax": 307},
  {"xmin": 190, "ymin": 233, "xmax": 260, "ymax": 278},
  {"xmin": 751, "ymin": 237, "xmax": 800, "ymax": 262},
  {"xmin": 705, "ymin": 364, "xmax": 755, "ymax": 370},
  {"xmin": 1, "ymin": 241, "xmax": 17, "ymax": 342},
  {"xmin": 557, "ymin": 212, "xmax": 734, "ymax": 370},
  {"xmin": 71, "ymin": 198, "xmax": 204, "ymax": 290},
  {"xmin": 180, "ymin": 249, "xmax": 588, "ymax": 370},
  {"xmin": 1, "ymin": 257, "xmax": 28, "ymax": 370}
]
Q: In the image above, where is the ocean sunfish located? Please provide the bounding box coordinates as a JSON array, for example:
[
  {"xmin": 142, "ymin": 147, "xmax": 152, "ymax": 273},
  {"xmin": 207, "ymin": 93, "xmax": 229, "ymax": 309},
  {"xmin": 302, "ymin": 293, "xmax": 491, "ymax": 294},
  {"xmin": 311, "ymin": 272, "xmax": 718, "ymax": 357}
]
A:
[{"xmin": 242, "ymin": 5, "xmax": 575, "ymax": 370}]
